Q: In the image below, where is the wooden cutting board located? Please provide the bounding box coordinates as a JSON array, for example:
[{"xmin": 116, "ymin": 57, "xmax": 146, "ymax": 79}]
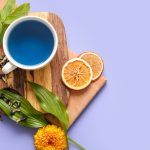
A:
[{"xmin": 0, "ymin": 11, "xmax": 107, "ymax": 127}]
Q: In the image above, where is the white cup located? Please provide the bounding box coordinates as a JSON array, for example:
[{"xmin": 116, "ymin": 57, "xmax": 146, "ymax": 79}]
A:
[{"xmin": 2, "ymin": 16, "xmax": 58, "ymax": 74}]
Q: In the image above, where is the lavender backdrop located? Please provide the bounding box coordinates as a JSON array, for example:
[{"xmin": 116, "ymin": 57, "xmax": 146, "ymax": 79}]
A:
[{"xmin": 0, "ymin": 0, "xmax": 150, "ymax": 149}]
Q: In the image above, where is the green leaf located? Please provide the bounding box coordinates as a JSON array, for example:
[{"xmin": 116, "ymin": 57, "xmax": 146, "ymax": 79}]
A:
[
  {"xmin": 0, "ymin": 22, "xmax": 2, "ymax": 34},
  {"xmin": 4, "ymin": 3, "xmax": 30, "ymax": 24},
  {"xmin": 28, "ymin": 82, "xmax": 69, "ymax": 130},
  {"xmin": 0, "ymin": 24, "xmax": 9, "ymax": 44},
  {"xmin": 0, "ymin": 89, "xmax": 48, "ymax": 128},
  {"xmin": 0, "ymin": 0, "xmax": 16, "ymax": 22}
]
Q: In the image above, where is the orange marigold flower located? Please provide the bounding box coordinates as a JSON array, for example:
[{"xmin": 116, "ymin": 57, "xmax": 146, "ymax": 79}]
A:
[{"xmin": 34, "ymin": 125, "xmax": 67, "ymax": 150}]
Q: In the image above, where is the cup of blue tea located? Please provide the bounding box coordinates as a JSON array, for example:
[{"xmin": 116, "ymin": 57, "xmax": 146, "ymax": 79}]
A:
[{"xmin": 2, "ymin": 16, "xmax": 58, "ymax": 74}]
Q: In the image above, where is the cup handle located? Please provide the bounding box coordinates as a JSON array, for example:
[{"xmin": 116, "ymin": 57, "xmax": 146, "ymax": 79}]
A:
[{"xmin": 2, "ymin": 61, "xmax": 17, "ymax": 74}]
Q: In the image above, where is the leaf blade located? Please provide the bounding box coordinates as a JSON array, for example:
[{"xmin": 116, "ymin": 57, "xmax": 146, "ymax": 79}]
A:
[
  {"xmin": 0, "ymin": 0, "xmax": 16, "ymax": 22},
  {"xmin": 28, "ymin": 82, "xmax": 69, "ymax": 130},
  {"xmin": 0, "ymin": 22, "xmax": 2, "ymax": 34},
  {"xmin": 4, "ymin": 3, "xmax": 30, "ymax": 24},
  {"xmin": 0, "ymin": 24, "xmax": 8, "ymax": 44},
  {"xmin": 0, "ymin": 89, "xmax": 48, "ymax": 128}
]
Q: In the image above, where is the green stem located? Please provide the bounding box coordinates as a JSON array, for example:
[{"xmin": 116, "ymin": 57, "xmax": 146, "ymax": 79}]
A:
[{"xmin": 68, "ymin": 136, "xmax": 86, "ymax": 150}]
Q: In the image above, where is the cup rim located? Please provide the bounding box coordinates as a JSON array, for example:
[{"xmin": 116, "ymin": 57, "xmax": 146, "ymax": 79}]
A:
[{"xmin": 3, "ymin": 16, "xmax": 58, "ymax": 70}]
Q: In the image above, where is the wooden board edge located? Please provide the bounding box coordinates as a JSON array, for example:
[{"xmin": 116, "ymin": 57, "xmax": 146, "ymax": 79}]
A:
[{"xmin": 68, "ymin": 76, "xmax": 107, "ymax": 127}]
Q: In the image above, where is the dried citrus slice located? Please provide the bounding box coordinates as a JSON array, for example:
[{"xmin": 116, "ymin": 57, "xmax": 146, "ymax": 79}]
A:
[
  {"xmin": 79, "ymin": 52, "xmax": 104, "ymax": 81},
  {"xmin": 62, "ymin": 58, "xmax": 93, "ymax": 90}
]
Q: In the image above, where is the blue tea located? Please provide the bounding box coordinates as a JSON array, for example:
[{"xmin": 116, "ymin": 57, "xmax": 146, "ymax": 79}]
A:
[{"xmin": 7, "ymin": 20, "xmax": 54, "ymax": 66}]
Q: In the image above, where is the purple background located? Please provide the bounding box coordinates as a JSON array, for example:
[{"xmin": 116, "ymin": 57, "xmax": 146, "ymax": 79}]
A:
[{"xmin": 0, "ymin": 0, "xmax": 150, "ymax": 149}]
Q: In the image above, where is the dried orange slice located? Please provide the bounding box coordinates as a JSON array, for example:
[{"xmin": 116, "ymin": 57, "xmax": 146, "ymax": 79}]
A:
[
  {"xmin": 79, "ymin": 52, "xmax": 104, "ymax": 81},
  {"xmin": 62, "ymin": 58, "xmax": 93, "ymax": 90}
]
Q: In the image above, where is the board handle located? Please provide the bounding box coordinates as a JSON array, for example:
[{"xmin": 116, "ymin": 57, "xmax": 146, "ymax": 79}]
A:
[{"xmin": 2, "ymin": 61, "xmax": 17, "ymax": 74}]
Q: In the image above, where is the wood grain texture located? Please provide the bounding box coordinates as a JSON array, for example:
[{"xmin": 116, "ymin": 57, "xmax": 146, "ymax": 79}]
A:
[
  {"xmin": 0, "ymin": 12, "xmax": 70, "ymax": 113},
  {"xmin": 25, "ymin": 12, "xmax": 70, "ymax": 112},
  {"xmin": 48, "ymin": 14, "xmax": 70, "ymax": 106},
  {"xmin": 0, "ymin": 9, "xmax": 107, "ymax": 126}
]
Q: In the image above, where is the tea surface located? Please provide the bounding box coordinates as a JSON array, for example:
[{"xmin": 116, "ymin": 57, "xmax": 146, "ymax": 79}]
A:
[{"xmin": 8, "ymin": 20, "xmax": 54, "ymax": 66}]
